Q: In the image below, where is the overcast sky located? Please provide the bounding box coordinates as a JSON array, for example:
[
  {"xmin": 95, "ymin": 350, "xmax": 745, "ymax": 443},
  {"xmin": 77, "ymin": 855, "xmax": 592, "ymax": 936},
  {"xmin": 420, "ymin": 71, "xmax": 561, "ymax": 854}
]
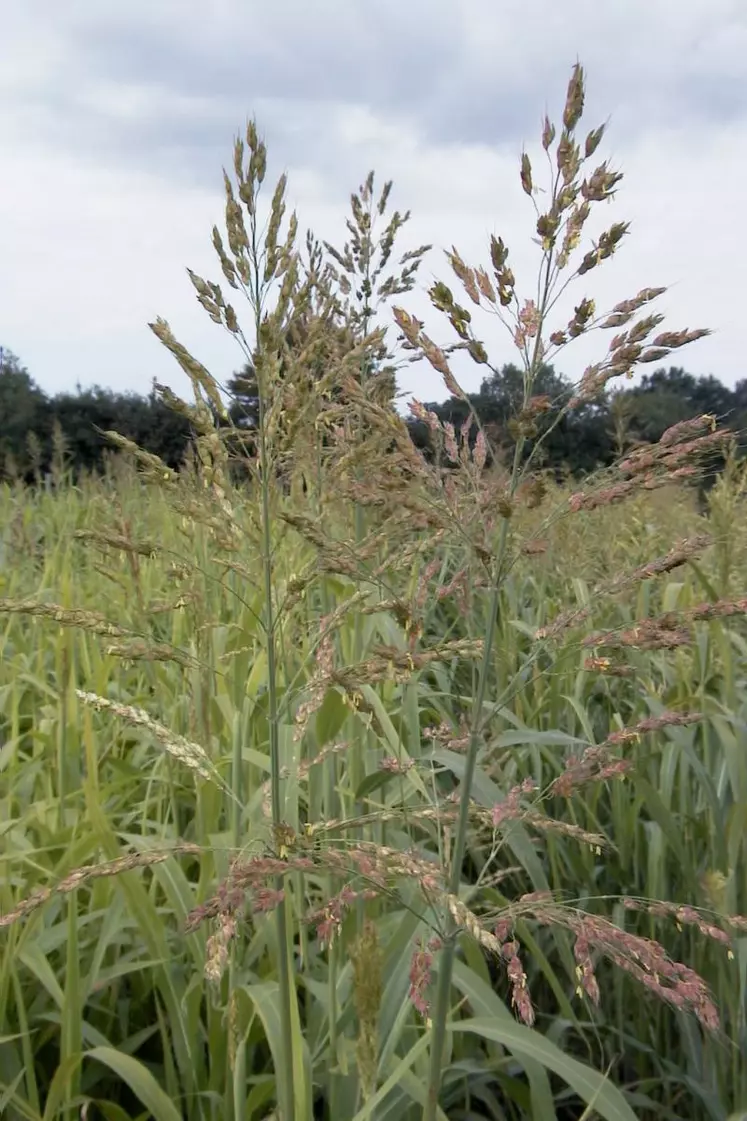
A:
[{"xmin": 1, "ymin": 1, "xmax": 745, "ymax": 411}]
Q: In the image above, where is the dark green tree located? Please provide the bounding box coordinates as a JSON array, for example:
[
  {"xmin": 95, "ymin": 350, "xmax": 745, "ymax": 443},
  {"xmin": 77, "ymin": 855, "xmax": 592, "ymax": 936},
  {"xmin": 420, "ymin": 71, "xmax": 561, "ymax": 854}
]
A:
[
  {"xmin": 0, "ymin": 349, "xmax": 51, "ymax": 478},
  {"xmin": 50, "ymin": 385, "xmax": 194, "ymax": 475},
  {"xmin": 623, "ymin": 366, "xmax": 743, "ymax": 505},
  {"xmin": 413, "ymin": 362, "xmax": 617, "ymax": 478},
  {"xmin": 624, "ymin": 366, "xmax": 733, "ymax": 443}
]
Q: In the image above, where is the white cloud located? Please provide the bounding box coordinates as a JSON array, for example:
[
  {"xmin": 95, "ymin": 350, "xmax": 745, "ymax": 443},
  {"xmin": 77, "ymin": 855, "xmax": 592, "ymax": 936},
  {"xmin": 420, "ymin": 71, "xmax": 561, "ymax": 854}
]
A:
[{"xmin": 0, "ymin": 0, "xmax": 744, "ymax": 411}]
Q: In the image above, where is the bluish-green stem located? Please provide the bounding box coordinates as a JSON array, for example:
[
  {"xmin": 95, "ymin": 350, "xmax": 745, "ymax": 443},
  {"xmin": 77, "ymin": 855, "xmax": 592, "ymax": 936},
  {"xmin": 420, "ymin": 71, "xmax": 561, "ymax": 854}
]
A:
[
  {"xmin": 423, "ymin": 259, "xmax": 552, "ymax": 1118},
  {"xmin": 254, "ymin": 241, "xmax": 297, "ymax": 1121},
  {"xmin": 422, "ymin": 543, "xmax": 507, "ymax": 1121}
]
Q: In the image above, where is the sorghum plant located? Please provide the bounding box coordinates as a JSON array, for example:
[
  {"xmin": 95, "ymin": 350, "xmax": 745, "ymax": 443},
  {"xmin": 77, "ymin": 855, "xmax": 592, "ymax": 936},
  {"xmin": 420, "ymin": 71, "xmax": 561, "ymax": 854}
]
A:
[{"xmin": 2, "ymin": 64, "xmax": 746, "ymax": 1121}]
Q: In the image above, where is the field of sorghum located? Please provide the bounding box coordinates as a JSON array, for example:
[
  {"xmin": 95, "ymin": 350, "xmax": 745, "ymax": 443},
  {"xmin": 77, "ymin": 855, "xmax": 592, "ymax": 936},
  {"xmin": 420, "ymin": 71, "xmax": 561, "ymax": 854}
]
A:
[
  {"xmin": 1, "ymin": 459, "xmax": 746, "ymax": 1121},
  {"xmin": 1, "ymin": 62, "xmax": 746, "ymax": 1121}
]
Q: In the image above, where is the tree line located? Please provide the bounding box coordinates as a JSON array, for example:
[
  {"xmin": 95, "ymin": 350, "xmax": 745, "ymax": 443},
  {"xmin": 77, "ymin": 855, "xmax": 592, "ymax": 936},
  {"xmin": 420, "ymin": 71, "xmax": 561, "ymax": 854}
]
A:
[{"xmin": 1, "ymin": 343, "xmax": 745, "ymax": 496}]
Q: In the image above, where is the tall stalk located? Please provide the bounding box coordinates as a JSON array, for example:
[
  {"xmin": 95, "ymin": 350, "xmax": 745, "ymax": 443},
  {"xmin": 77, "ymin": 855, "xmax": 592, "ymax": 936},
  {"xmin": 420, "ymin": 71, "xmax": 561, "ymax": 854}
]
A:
[
  {"xmin": 422, "ymin": 442, "xmax": 522, "ymax": 1121},
  {"xmin": 422, "ymin": 109, "xmax": 568, "ymax": 1121},
  {"xmin": 324, "ymin": 170, "xmax": 429, "ymax": 816},
  {"xmin": 253, "ymin": 226, "xmax": 298, "ymax": 1121}
]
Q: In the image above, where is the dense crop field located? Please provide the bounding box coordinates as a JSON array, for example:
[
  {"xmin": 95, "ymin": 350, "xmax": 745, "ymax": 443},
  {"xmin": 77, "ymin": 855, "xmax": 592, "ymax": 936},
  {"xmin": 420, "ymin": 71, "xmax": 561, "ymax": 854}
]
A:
[
  {"xmin": 1, "ymin": 461, "xmax": 746, "ymax": 1121},
  {"xmin": 2, "ymin": 62, "xmax": 746, "ymax": 1121}
]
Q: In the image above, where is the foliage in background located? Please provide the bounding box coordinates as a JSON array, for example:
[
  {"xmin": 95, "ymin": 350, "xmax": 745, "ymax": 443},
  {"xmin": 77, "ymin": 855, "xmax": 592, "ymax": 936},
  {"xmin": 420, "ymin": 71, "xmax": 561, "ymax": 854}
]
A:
[{"xmin": 2, "ymin": 359, "xmax": 747, "ymax": 494}]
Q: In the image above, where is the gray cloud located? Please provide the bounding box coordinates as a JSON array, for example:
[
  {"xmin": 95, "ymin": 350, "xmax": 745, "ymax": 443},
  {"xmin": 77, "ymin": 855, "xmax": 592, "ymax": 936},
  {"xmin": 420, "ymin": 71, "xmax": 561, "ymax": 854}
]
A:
[
  {"xmin": 4, "ymin": 3, "xmax": 458, "ymax": 187},
  {"xmin": 7, "ymin": 0, "xmax": 745, "ymax": 195},
  {"xmin": 1, "ymin": 0, "xmax": 744, "ymax": 401}
]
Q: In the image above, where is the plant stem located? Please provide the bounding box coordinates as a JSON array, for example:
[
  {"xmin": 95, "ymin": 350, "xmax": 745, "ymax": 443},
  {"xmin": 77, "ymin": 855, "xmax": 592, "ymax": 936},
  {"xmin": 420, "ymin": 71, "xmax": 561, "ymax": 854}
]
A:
[
  {"xmin": 350, "ymin": 245, "xmax": 374, "ymax": 928},
  {"xmin": 422, "ymin": 519, "xmax": 510, "ymax": 1121},
  {"xmin": 255, "ymin": 240, "xmax": 297, "ymax": 1121},
  {"xmin": 424, "ymin": 240, "xmax": 555, "ymax": 1121}
]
